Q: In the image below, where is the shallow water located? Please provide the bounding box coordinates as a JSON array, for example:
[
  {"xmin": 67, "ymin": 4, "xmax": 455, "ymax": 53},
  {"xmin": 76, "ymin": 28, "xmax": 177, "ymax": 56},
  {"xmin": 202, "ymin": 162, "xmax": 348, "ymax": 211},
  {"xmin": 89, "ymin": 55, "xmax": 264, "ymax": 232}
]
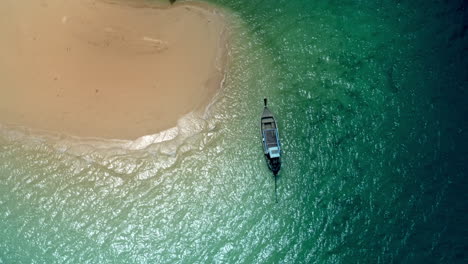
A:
[{"xmin": 1, "ymin": 0, "xmax": 467, "ymax": 263}]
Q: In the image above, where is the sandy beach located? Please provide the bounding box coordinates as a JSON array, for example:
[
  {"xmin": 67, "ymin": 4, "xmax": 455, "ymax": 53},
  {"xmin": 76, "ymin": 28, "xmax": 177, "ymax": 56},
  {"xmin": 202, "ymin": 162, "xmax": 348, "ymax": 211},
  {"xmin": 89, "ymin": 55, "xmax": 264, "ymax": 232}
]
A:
[{"xmin": 0, "ymin": 0, "xmax": 228, "ymax": 139}]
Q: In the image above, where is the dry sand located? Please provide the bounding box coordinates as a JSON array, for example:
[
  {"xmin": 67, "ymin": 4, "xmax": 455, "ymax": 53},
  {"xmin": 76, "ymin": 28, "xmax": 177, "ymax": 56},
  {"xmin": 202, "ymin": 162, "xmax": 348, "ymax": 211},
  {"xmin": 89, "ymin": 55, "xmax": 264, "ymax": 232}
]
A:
[{"xmin": 0, "ymin": 0, "xmax": 228, "ymax": 139}]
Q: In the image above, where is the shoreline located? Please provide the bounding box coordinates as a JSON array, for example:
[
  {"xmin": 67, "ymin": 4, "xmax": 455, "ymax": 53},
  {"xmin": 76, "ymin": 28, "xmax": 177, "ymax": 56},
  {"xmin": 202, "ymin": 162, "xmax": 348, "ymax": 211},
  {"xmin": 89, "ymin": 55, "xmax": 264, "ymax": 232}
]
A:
[{"xmin": 0, "ymin": 0, "xmax": 230, "ymax": 139}]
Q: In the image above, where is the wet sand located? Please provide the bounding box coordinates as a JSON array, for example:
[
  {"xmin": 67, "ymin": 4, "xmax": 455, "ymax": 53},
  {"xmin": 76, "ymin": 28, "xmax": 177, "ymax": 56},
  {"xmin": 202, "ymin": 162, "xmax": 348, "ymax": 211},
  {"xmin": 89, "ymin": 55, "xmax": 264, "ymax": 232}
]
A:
[{"xmin": 0, "ymin": 0, "xmax": 228, "ymax": 139}]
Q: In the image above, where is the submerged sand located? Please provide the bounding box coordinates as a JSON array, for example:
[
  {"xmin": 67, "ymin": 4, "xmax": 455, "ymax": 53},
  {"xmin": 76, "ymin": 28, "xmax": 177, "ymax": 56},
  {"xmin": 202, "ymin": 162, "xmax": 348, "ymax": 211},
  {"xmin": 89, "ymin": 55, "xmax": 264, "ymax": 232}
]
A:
[{"xmin": 0, "ymin": 0, "xmax": 228, "ymax": 139}]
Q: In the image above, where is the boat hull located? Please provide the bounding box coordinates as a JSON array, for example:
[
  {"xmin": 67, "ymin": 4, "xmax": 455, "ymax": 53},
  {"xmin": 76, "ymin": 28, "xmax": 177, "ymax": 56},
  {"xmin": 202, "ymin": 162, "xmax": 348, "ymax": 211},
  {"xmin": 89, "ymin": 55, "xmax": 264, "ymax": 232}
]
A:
[{"xmin": 261, "ymin": 98, "xmax": 281, "ymax": 175}]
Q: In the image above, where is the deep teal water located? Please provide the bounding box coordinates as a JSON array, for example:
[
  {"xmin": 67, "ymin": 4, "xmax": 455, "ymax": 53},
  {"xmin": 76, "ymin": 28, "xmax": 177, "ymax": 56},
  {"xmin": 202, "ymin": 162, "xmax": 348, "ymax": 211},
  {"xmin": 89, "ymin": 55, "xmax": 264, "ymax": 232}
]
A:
[{"xmin": 1, "ymin": 0, "xmax": 467, "ymax": 263}]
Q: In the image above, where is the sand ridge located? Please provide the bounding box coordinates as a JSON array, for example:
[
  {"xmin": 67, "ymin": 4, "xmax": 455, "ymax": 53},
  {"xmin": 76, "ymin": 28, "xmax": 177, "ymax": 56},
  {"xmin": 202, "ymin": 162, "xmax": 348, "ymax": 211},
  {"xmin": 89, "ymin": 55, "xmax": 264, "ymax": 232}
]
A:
[{"xmin": 0, "ymin": 0, "xmax": 229, "ymax": 139}]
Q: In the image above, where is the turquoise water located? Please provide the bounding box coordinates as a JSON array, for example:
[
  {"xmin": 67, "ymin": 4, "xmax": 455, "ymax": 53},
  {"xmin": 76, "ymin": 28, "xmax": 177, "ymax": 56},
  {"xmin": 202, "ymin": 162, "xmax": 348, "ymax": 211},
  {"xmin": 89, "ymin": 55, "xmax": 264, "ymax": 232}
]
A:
[{"xmin": 1, "ymin": 0, "xmax": 467, "ymax": 263}]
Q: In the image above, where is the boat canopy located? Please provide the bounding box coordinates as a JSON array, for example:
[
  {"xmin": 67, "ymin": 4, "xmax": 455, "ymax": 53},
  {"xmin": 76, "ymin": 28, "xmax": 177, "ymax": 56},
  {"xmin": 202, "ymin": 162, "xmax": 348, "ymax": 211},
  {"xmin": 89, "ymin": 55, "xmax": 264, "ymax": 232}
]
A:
[{"xmin": 263, "ymin": 129, "xmax": 280, "ymax": 158}]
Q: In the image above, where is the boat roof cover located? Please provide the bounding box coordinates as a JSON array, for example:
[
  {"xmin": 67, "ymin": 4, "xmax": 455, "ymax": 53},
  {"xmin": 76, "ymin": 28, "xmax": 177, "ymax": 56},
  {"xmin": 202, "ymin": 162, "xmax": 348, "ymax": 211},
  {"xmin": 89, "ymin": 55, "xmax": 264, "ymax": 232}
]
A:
[
  {"xmin": 268, "ymin": 147, "xmax": 280, "ymax": 158},
  {"xmin": 264, "ymin": 129, "xmax": 279, "ymax": 148}
]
